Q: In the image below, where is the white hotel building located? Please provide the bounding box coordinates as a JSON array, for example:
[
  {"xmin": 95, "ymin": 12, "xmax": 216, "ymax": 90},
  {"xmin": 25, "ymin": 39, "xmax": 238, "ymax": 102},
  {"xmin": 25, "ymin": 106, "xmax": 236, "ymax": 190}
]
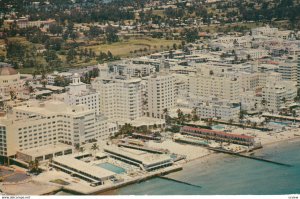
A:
[
  {"xmin": 0, "ymin": 65, "xmax": 25, "ymax": 101},
  {"xmin": 63, "ymin": 74, "xmax": 100, "ymax": 115},
  {"xmin": 195, "ymin": 101, "xmax": 240, "ymax": 121},
  {"xmin": 92, "ymin": 75, "xmax": 143, "ymax": 121},
  {"xmin": 0, "ymin": 100, "xmax": 110, "ymax": 157},
  {"xmin": 144, "ymin": 74, "xmax": 175, "ymax": 119},
  {"xmin": 262, "ymin": 81, "xmax": 297, "ymax": 112},
  {"xmin": 189, "ymin": 70, "xmax": 240, "ymax": 102},
  {"xmin": 111, "ymin": 61, "xmax": 156, "ymax": 77}
]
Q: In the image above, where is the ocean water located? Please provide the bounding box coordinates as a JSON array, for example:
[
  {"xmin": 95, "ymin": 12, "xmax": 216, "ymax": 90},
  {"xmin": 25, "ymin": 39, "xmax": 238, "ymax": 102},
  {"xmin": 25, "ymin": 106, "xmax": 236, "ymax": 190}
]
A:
[{"xmin": 105, "ymin": 140, "xmax": 300, "ymax": 195}]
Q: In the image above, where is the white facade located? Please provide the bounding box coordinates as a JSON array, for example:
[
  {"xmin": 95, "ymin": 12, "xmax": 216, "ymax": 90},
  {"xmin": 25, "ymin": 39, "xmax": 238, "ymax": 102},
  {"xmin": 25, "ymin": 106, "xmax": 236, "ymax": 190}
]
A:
[
  {"xmin": 189, "ymin": 70, "xmax": 240, "ymax": 102},
  {"xmin": 278, "ymin": 62, "xmax": 297, "ymax": 82},
  {"xmin": 64, "ymin": 74, "xmax": 100, "ymax": 115},
  {"xmin": 0, "ymin": 66, "xmax": 25, "ymax": 100},
  {"xmin": 145, "ymin": 74, "xmax": 175, "ymax": 118},
  {"xmin": 0, "ymin": 100, "xmax": 110, "ymax": 157},
  {"xmin": 262, "ymin": 81, "xmax": 297, "ymax": 112},
  {"xmin": 195, "ymin": 101, "xmax": 240, "ymax": 121},
  {"xmin": 112, "ymin": 61, "xmax": 156, "ymax": 77},
  {"xmin": 252, "ymin": 26, "xmax": 279, "ymax": 37},
  {"xmin": 92, "ymin": 76, "xmax": 143, "ymax": 121}
]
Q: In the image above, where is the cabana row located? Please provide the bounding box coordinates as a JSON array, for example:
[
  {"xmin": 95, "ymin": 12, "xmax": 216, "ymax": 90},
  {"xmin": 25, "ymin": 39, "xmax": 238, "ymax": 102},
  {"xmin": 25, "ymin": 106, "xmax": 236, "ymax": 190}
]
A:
[{"xmin": 180, "ymin": 126, "xmax": 255, "ymax": 146}]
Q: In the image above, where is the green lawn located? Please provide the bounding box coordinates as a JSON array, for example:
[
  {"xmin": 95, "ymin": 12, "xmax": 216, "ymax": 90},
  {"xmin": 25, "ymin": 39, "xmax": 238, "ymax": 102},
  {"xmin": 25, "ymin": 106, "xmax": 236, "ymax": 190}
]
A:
[
  {"xmin": 17, "ymin": 67, "xmax": 36, "ymax": 74},
  {"xmin": 82, "ymin": 37, "xmax": 181, "ymax": 58}
]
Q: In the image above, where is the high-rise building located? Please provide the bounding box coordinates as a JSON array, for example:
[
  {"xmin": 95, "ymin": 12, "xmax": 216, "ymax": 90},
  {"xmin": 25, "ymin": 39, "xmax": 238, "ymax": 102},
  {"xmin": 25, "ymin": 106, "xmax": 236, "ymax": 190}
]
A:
[
  {"xmin": 278, "ymin": 62, "xmax": 297, "ymax": 82},
  {"xmin": 0, "ymin": 100, "xmax": 110, "ymax": 157},
  {"xmin": 297, "ymin": 54, "xmax": 300, "ymax": 88},
  {"xmin": 64, "ymin": 73, "xmax": 100, "ymax": 115},
  {"xmin": 262, "ymin": 80, "xmax": 297, "ymax": 112},
  {"xmin": 145, "ymin": 74, "xmax": 175, "ymax": 118},
  {"xmin": 189, "ymin": 70, "xmax": 240, "ymax": 102},
  {"xmin": 92, "ymin": 75, "xmax": 143, "ymax": 121}
]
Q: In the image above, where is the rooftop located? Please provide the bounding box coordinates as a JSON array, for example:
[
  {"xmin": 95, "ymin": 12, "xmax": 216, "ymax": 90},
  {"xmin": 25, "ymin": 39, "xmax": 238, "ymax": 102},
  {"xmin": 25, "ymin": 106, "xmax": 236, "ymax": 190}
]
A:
[
  {"xmin": 0, "ymin": 66, "xmax": 18, "ymax": 76},
  {"xmin": 104, "ymin": 146, "xmax": 172, "ymax": 166},
  {"xmin": 53, "ymin": 155, "xmax": 115, "ymax": 179},
  {"xmin": 181, "ymin": 126, "xmax": 254, "ymax": 140},
  {"xmin": 18, "ymin": 143, "xmax": 73, "ymax": 157}
]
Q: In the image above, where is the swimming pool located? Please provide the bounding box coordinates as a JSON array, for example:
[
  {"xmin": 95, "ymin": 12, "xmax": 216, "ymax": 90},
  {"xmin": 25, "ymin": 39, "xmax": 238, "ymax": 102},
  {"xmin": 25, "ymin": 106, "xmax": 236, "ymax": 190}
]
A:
[
  {"xmin": 212, "ymin": 125, "xmax": 225, "ymax": 130},
  {"xmin": 96, "ymin": 163, "xmax": 126, "ymax": 174},
  {"xmin": 269, "ymin": 121, "xmax": 289, "ymax": 126}
]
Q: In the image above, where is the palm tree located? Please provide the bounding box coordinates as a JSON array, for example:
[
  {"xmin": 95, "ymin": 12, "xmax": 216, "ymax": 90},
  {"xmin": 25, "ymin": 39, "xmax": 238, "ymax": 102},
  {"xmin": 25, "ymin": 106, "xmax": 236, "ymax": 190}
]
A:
[
  {"xmin": 176, "ymin": 109, "xmax": 185, "ymax": 124},
  {"xmin": 118, "ymin": 123, "xmax": 134, "ymax": 137},
  {"xmin": 163, "ymin": 108, "xmax": 169, "ymax": 118},
  {"xmin": 79, "ymin": 147, "xmax": 85, "ymax": 154},
  {"xmin": 28, "ymin": 160, "xmax": 35, "ymax": 171},
  {"xmin": 75, "ymin": 143, "xmax": 80, "ymax": 154},
  {"xmin": 28, "ymin": 86, "xmax": 34, "ymax": 93},
  {"xmin": 28, "ymin": 159, "xmax": 40, "ymax": 173},
  {"xmin": 163, "ymin": 108, "xmax": 172, "ymax": 125},
  {"xmin": 90, "ymin": 143, "xmax": 99, "ymax": 156},
  {"xmin": 246, "ymin": 120, "xmax": 251, "ymax": 126},
  {"xmin": 239, "ymin": 110, "xmax": 247, "ymax": 120},
  {"xmin": 34, "ymin": 159, "xmax": 40, "ymax": 173},
  {"xmin": 292, "ymin": 110, "xmax": 297, "ymax": 123},
  {"xmin": 191, "ymin": 107, "xmax": 199, "ymax": 121},
  {"xmin": 186, "ymin": 114, "xmax": 192, "ymax": 122},
  {"xmin": 10, "ymin": 91, "xmax": 16, "ymax": 100},
  {"xmin": 261, "ymin": 99, "xmax": 267, "ymax": 111}
]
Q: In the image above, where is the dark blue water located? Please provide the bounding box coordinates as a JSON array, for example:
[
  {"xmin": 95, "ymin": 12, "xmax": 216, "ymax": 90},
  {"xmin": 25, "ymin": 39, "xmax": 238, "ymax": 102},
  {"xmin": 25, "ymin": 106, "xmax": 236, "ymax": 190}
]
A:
[{"xmin": 109, "ymin": 140, "xmax": 300, "ymax": 195}]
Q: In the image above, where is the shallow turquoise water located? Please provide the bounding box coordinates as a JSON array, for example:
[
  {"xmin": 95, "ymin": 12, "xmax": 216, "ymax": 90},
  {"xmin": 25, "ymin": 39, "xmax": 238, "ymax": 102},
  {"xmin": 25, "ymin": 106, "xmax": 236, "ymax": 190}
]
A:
[
  {"xmin": 96, "ymin": 163, "xmax": 126, "ymax": 174},
  {"xmin": 110, "ymin": 140, "xmax": 300, "ymax": 195}
]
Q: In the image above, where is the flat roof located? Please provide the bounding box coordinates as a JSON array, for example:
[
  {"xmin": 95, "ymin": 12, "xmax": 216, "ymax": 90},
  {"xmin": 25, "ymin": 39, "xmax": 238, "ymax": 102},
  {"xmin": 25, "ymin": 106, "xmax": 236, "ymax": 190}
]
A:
[
  {"xmin": 181, "ymin": 126, "xmax": 254, "ymax": 140},
  {"xmin": 104, "ymin": 146, "xmax": 172, "ymax": 166},
  {"xmin": 18, "ymin": 143, "xmax": 73, "ymax": 157},
  {"xmin": 53, "ymin": 155, "xmax": 115, "ymax": 179},
  {"xmin": 118, "ymin": 117, "xmax": 165, "ymax": 126}
]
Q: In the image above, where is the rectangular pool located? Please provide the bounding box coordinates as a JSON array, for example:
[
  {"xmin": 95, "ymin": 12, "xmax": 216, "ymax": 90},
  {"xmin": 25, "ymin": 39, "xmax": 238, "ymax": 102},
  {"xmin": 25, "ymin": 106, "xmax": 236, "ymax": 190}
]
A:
[
  {"xmin": 96, "ymin": 163, "xmax": 126, "ymax": 174},
  {"xmin": 212, "ymin": 125, "xmax": 225, "ymax": 130},
  {"xmin": 269, "ymin": 121, "xmax": 289, "ymax": 126}
]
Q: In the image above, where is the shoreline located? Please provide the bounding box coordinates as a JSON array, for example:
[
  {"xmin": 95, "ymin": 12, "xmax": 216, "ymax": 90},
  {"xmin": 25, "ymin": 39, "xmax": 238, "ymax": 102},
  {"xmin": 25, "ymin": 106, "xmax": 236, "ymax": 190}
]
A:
[
  {"xmin": 182, "ymin": 135, "xmax": 300, "ymax": 166},
  {"xmin": 4, "ymin": 135, "xmax": 300, "ymax": 195},
  {"xmin": 72, "ymin": 135, "xmax": 300, "ymax": 195}
]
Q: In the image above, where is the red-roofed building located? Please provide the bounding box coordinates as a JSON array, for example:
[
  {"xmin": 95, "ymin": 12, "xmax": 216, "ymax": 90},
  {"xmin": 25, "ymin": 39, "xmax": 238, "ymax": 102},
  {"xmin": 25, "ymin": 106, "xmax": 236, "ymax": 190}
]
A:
[{"xmin": 180, "ymin": 126, "xmax": 255, "ymax": 146}]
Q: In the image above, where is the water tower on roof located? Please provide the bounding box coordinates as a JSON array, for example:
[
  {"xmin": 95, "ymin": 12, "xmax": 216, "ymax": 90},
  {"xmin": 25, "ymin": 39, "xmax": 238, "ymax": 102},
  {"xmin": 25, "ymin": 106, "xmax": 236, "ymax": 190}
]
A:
[{"xmin": 72, "ymin": 73, "xmax": 81, "ymax": 85}]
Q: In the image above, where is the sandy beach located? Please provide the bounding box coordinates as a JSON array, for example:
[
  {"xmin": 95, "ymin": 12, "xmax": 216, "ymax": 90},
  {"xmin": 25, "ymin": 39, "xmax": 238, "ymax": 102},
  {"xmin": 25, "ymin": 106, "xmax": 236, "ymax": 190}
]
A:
[
  {"xmin": 3, "ymin": 125, "xmax": 300, "ymax": 196},
  {"xmin": 166, "ymin": 134, "xmax": 300, "ymax": 180}
]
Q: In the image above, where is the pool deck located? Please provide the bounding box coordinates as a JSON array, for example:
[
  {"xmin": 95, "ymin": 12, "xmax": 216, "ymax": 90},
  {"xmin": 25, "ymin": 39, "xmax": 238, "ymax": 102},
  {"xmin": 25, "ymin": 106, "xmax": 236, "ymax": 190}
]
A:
[
  {"xmin": 2, "ymin": 163, "xmax": 183, "ymax": 195},
  {"xmin": 63, "ymin": 164, "xmax": 182, "ymax": 195}
]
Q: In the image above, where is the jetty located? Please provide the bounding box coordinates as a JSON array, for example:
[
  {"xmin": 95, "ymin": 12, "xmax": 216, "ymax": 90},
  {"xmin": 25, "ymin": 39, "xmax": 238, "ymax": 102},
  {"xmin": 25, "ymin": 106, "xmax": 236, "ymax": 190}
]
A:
[
  {"xmin": 207, "ymin": 147, "xmax": 292, "ymax": 167},
  {"xmin": 159, "ymin": 176, "xmax": 202, "ymax": 188}
]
